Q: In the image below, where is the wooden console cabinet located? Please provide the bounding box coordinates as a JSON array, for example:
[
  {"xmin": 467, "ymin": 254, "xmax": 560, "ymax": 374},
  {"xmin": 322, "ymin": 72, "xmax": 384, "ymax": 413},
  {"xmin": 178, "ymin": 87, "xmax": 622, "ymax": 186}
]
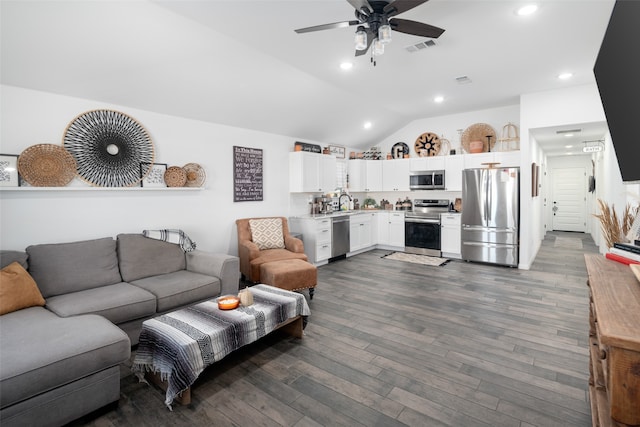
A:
[{"xmin": 585, "ymin": 254, "xmax": 640, "ymax": 426}]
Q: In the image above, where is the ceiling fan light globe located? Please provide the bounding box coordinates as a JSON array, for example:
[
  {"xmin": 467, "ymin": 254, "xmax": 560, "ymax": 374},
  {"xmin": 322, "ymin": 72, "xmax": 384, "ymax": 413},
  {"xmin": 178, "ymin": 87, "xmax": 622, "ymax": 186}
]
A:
[
  {"xmin": 374, "ymin": 38, "xmax": 384, "ymax": 55},
  {"xmin": 355, "ymin": 28, "xmax": 367, "ymax": 50},
  {"xmin": 378, "ymin": 24, "xmax": 392, "ymax": 44}
]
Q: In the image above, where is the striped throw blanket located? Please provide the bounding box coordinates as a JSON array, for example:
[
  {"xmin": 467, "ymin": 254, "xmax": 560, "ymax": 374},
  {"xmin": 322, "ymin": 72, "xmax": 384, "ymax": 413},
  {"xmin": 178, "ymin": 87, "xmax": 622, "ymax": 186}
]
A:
[
  {"xmin": 142, "ymin": 229, "xmax": 196, "ymax": 252},
  {"xmin": 132, "ymin": 285, "xmax": 310, "ymax": 408}
]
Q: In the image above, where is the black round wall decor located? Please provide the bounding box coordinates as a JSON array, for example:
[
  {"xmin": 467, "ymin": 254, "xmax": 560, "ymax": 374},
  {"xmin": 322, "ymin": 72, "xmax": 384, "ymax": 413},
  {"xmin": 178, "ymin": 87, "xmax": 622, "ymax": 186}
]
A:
[{"xmin": 63, "ymin": 109, "xmax": 155, "ymax": 187}]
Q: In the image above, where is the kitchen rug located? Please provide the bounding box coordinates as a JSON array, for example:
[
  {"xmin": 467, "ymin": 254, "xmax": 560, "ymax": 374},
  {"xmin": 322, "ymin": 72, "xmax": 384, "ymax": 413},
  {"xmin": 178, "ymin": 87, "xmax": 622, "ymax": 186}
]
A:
[{"xmin": 381, "ymin": 251, "xmax": 449, "ymax": 266}]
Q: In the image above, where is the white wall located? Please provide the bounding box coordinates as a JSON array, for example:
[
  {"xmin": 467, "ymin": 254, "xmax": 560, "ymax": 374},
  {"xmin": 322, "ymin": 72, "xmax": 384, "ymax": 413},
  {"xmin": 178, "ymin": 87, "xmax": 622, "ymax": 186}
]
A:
[{"xmin": 0, "ymin": 85, "xmax": 321, "ymax": 254}]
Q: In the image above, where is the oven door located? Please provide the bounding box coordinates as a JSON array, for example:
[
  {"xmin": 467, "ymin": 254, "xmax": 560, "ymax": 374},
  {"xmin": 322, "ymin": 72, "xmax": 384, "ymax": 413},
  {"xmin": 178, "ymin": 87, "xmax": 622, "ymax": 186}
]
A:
[{"xmin": 405, "ymin": 217, "xmax": 441, "ymax": 256}]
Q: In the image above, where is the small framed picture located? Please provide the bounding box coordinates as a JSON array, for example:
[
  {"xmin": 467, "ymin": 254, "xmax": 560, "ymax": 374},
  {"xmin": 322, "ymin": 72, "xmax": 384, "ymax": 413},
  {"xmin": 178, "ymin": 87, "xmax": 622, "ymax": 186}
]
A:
[
  {"xmin": 140, "ymin": 162, "xmax": 167, "ymax": 188},
  {"xmin": 0, "ymin": 154, "xmax": 20, "ymax": 187},
  {"xmin": 329, "ymin": 145, "xmax": 346, "ymax": 159}
]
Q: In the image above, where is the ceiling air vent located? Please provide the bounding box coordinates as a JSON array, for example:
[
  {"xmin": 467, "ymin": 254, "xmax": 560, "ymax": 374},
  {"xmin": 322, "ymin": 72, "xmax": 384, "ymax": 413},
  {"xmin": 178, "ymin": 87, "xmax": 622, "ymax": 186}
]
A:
[
  {"xmin": 556, "ymin": 128, "xmax": 582, "ymax": 134},
  {"xmin": 455, "ymin": 76, "xmax": 472, "ymax": 85},
  {"xmin": 405, "ymin": 39, "xmax": 436, "ymax": 53}
]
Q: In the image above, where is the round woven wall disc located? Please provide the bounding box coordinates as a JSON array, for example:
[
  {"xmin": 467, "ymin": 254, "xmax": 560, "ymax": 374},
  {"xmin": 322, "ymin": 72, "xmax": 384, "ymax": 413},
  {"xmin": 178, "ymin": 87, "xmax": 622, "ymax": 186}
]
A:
[
  {"xmin": 414, "ymin": 132, "xmax": 441, "ymax": 157},
  {"xmin": 18, "ymin": 144, "xmax": 77, "ymax": 186},
  {"xmin": 164, "ymin": 166, "xmax": 187, "ymax": 187},
  {"xmin": 63, "ymin": 109, "xmax": 154, "ymax": 187},
  {"xmin": 183, "ymin": 163, "xmax": 206, "ymax": 187},
  {"xmin": 461, "ymin": 123, "xmax": 497, "ymax": 153}
]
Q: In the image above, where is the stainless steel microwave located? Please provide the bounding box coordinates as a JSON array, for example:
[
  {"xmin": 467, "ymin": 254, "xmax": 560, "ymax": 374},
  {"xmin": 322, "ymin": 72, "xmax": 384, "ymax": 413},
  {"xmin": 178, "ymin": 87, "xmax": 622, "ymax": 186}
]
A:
[{"xmin": 409, "ymin": 170, "xmax": 445, "ymax": 190}]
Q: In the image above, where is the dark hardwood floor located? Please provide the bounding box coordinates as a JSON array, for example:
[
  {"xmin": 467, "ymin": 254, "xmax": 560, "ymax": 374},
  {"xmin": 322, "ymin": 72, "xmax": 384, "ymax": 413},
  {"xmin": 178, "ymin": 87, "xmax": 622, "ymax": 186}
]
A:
[{"xmin": 76, "ymin": 231, "xmax": 599, "ymax": 427}]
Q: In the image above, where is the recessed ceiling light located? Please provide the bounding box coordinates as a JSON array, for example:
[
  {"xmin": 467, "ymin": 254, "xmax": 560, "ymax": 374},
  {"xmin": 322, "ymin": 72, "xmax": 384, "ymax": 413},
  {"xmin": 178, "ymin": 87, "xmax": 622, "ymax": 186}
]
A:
[
  {"xmin": 565, "ymin": 145, "xmax": 573, "ymax": 148},
  {"xmin": 434, "ymin": 95, "xmax": 444, "ymax": 103},
  {"xmin": 564, "ymin": 134, "xmax": 573, "ymax": 138},
  {"xmin": 517, "ymin": 4, "xmax": 538, "ymax": 16},
  {"xmin": 558, "ymin": 72, "xmax": 573, "ymax": 80},
  {"xmin": 340, "ymin": 62, "xmax": 353, "ymax": 70},
  {"xmin": 363, "ymin": 121, "xmax": 372, "ymax": 129}
]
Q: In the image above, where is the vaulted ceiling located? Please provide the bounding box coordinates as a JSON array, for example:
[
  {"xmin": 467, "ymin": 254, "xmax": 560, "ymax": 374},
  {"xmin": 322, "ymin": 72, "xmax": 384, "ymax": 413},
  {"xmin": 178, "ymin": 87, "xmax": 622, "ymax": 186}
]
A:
[{"xmin": 1, "ymin": 0, "xmax": 615, "ymax": 150}]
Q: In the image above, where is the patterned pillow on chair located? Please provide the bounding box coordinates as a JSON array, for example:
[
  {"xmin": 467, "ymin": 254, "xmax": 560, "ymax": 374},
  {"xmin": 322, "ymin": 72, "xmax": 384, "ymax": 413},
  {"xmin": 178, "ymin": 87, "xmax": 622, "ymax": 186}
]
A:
[{"xmin": 249, "ymin": 218, "xmax": 286, "ymax": 250}]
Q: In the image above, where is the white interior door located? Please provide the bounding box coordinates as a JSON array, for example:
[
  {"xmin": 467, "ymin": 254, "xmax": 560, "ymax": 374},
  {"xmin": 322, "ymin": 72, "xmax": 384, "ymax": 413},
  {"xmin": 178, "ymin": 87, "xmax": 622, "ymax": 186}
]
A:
[{"xmin": 551, "ymin": 167, "xmax": 587, "ymax": 232}]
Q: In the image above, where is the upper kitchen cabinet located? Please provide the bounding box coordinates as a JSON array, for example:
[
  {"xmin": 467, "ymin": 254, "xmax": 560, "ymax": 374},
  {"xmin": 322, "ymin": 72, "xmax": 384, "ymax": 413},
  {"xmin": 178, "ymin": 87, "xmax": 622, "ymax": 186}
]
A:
[
  {"xmin": 464, "ymin": 151, "xmax": 521, "ymax": 169},
  {"xmin": 444, "ymin": 155, "xmax": 464, "ymax": 191},
  {"xmin": 383, "ymin": 159, "xmax": 410, "ymax": 192},
  {"xmin": 348, "ymin": 159, "xmax": 382, "ymax": 192},
  {"xmin": 410, "ymin": 156, "xmax": 445, "ymax": 171},
  {"xmin": 290, "ymin": 151, "xmax": 337, "ymax": 193}
]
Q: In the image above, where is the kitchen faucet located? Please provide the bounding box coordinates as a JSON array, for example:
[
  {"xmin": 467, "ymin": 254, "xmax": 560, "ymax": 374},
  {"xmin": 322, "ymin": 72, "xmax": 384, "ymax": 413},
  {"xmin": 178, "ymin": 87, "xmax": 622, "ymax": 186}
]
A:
[{"xmin": 338, "ymin": 193, "xmax": 352, "ymax": 211}]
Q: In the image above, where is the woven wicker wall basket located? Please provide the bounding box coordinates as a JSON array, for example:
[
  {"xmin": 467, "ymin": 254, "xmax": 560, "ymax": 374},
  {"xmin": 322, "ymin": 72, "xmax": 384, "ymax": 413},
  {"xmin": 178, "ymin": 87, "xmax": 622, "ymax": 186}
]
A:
[
  {"xmin": 18, "ymin": 144, "xmax": 77, "ymax": 186},
  {"xmin": 461, "ymin": 123, "xmax": 497, "ymax": 153}
]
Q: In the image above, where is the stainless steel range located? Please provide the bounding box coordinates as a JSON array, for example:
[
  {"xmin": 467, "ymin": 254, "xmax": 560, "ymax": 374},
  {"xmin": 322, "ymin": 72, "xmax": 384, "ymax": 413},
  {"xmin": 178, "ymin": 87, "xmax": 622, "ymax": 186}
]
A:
[{"xmin": 405, "ymin": 199, "xmax": 450, "ymax": 256}]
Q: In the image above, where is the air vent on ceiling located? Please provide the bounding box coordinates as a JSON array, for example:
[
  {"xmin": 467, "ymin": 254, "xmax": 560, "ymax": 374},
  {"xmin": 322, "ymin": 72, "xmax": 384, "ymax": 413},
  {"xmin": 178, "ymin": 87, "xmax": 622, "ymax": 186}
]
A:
[
  {"xmin": 405, "ymin": 40, "xmax": 436, "ymax": 53},
  {"xmin": 455, "ymin": 76, "xmax": 472, "ymax": 85},
  {"xmin": 556, "ymin": 128, "xmax": 582, "ymax": 134}
]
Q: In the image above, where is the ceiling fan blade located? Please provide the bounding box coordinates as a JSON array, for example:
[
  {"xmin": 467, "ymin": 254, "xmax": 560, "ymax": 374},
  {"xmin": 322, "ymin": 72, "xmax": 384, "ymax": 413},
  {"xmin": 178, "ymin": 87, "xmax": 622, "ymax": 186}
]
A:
[
  {"xmin": 354, "ymin": 29, "xmax": 375, "ymax": 56},
  {"xmin": 347, "ymin": 0, "xmax": 373, "ymax": 14},
  {"xmin": 295, "ymin": 20, "xmax": 360, "ymax": 34},
  {"xmin": 390, "ymin": 18, "xmax": 445, "ymax": 38},
  {"xmin": 383, "ymin": 0, "xmax": 429, "ymax": 17}
]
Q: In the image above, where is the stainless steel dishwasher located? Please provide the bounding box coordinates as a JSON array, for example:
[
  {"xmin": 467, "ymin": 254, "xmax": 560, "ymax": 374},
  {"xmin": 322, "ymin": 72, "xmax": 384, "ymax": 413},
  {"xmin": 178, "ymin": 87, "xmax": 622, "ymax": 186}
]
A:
[{"xmin": 331, "ymin": 215, "xmax": 350, "ymax": 259}]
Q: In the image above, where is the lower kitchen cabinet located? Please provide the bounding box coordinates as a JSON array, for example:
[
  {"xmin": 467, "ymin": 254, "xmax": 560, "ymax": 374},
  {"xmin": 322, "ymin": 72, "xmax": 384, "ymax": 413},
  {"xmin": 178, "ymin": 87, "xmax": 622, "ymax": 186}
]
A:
[
  {"xmin": 349, "ymin": 213, "xmax": 375, "ymax": 252},
  {"xmin": 289, "ymin": 217, "xmax": 332, "ymax": 265},
  {"xmin": 377, "ymin": 211, "xmax": 405, "ymax": 249},
  {"xmin": 441, "ymin": 213, "xmax": 461, "ymax": 259}
]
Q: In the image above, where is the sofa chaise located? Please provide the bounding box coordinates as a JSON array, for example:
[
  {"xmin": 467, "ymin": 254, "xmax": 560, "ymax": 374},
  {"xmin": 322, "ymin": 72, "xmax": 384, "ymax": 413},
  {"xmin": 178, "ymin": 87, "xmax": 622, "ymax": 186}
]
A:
[{"xmin": 0, "ymin": 233, "xmax": 240, "ymax": 427}]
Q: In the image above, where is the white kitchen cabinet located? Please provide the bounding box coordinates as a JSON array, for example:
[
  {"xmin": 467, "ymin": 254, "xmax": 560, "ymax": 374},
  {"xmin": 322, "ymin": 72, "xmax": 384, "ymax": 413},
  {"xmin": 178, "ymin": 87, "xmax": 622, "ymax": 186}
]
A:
[
  {"xmin": 348, "ymin": 160, "xmax": 383, "ymax": 192},
  {"xmin": 349, "ymin": 213, "xmax": 374, "ymax": 252},
  {"xmin": 464, "ymin": 151, "xmax": 521, "ymax": 169},
  {"xmin": 377, "ymin": 211, "xmax": 405, "ymax": 248},
  {"xmin": 410, "ymin": 156, "xmax": 445, "ymax": 171},
  {"xmin": 495, "ymin": 151, "xmax": 521, "ymax": 167},
  {"xmin": 382, "ymin": 159, "xmax": 410, "ymax": 192},
  {"xmin": 288, "ymin": 216, "xmax": 332, "ymax": 265},
  {"xmin": 441, "ymin": 213, "xmax": 461, "ymax": 259},
  {"xmin": 289, "ymin": 152, "xmax": 337, "ymax": 193},
  {"xmin": 388, "ymin": 211, "xmax": 405, "ymax": 248},
  {"xmin": 445, "ymin": 155, "xmax": 464, "ymax": 191}
]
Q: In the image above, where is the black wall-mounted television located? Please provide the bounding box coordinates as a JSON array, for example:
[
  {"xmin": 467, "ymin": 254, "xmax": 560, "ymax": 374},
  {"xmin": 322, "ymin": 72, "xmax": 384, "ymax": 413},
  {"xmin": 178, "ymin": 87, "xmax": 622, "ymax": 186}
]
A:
[{"xmin": 593, "ymin": 0, "xmax": 640, "ymax": 183}]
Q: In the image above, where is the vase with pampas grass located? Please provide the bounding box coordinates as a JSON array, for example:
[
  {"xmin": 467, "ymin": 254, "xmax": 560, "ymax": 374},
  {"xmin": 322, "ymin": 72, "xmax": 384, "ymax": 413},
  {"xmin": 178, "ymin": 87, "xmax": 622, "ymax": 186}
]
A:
[{"xmin": 593, "ymin": 199, "xmax": 639, "ymax": 248}]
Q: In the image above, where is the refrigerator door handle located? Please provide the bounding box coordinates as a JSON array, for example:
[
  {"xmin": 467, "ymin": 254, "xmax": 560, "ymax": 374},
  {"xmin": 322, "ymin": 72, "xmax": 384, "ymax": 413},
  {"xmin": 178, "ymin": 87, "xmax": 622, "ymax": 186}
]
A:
[
  {"xmin": 462, "ymin": 241, "xmax": 515, "ymax": 249},
  {"xmin": 484, "ymin": 171, "xmax": 489, "ymax": 223},
  {"xmin": 462, "ymin": 225, "xmax": 516, "ymax": 233}
]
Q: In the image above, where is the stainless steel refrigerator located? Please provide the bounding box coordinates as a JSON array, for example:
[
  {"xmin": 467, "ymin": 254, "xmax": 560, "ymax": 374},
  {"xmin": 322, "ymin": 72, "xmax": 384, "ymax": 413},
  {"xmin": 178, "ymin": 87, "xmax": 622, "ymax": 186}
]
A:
[{"xmin": 461, "ymin": 167, "xmax": 520, "ymax": 267}]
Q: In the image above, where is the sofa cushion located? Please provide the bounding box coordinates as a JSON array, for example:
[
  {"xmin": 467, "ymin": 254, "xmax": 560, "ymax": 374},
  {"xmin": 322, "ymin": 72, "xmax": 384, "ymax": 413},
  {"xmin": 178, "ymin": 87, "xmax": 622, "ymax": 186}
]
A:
[
  {"xmin": 130, "ymin": 270, "xmax": 220, "ymax": 312},
  {"xmin": 0, "ymin": 262, "xmax": 45, "ymax": 315},
  {"xmin": 45, "ymin": 282, "xmax": 156, "ymax": 324},
  {"xmin": 0, "ymin": 250, "xmax": 28, "ymax": 269},
  {"xmin": 117, "ymin": 234, "xmax": 186, "ymax": 282},
  {"xmin": 0, "ymin": 307, "xmax": 130, "ymax": 409},
  {"xmin": 26, "ymin": 237, "xmax": 121, "ymax": 298},
  {"xmin": 249, "ymin": 218, "xmax": 285, "ymax": 250}
]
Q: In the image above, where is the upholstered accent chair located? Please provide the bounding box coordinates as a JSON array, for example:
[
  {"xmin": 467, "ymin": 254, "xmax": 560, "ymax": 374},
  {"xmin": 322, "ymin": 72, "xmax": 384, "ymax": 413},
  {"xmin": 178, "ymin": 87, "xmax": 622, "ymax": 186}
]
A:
[{"xmin": 235, "ymin": 217, "xmax": 308, "ymax": 283}]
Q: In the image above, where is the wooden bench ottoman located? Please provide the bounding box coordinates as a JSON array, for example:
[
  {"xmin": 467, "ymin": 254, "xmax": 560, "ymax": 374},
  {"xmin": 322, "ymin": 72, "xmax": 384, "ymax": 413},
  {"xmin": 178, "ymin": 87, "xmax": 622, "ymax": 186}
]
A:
[{"xmin": 260, "ymin": 258, "xmax": 317, "ymax": 299}]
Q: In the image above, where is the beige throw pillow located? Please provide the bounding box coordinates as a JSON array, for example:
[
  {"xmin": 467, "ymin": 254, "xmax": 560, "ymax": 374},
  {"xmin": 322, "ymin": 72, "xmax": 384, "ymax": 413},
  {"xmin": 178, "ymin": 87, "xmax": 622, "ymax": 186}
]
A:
[
  {"xmin": 249, "ymin": 218, "xmax": 285, "ymax": 250},
  {"xmin": 0, "ymin": 262, "xmax": 46, "ymax": 315}
]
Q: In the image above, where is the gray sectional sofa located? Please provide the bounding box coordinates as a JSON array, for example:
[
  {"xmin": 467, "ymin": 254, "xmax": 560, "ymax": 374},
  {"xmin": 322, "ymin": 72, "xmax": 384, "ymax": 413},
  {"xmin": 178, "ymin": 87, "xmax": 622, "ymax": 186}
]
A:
[{"xmin": 0, "ymin": 233, "xmax": 240, "ymax": 427}]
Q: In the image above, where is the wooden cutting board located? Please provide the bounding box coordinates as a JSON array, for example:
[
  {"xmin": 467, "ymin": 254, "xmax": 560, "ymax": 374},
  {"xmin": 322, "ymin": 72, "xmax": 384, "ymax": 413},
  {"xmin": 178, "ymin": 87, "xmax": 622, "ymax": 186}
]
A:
[{"xmin": 631, "ymin": 264, "xmax": 640, "ymax": 283}]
